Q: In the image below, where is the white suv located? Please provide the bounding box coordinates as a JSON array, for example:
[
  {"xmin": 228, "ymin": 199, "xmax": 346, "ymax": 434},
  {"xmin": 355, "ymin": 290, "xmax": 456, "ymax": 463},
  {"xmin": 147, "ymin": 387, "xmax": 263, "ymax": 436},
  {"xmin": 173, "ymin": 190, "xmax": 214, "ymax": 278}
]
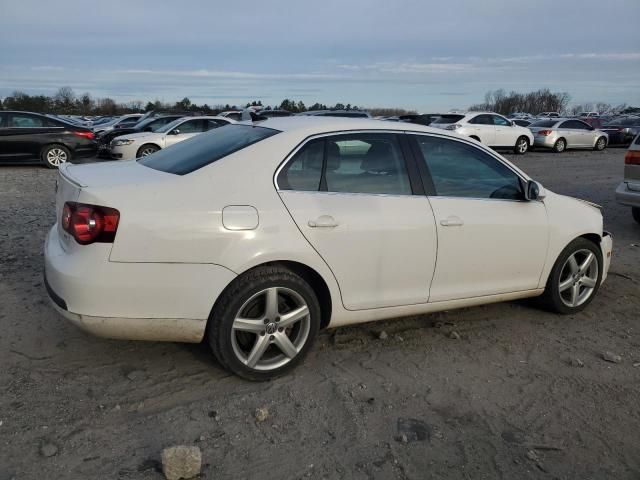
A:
[{"xmin": 432, "ymin": 112, "xmax": 534, "ymax": 154}]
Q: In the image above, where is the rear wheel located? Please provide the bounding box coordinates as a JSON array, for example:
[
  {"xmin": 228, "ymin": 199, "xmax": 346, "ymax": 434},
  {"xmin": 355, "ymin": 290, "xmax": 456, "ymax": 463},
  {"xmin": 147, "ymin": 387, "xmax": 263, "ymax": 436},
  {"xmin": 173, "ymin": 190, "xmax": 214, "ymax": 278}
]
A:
[
  {"xmin": 514, "ymin": 136, "xmax": 529, "ymax": 154},
  {"xmin": 539, "ymin": 237, "xmax": 602, "ymax": 314},
  {"xmin": 41, "ymin": 144, "xmax": 70, "ymax": 169},
  {"xmin": 632, "ymin": 207, "xmax": 640, "ymax": 224},
  {"xmin": 594, "ymin": 136, "xmax": 607, "ymax": 151},
  {"xmin": 553, "ymin": 138, "xmax": 566, "ymax": 153},
  {"xmin": 136, "ymin": 144, "xmax": 159, "ymax": 158},
  {"xmin": 207, "ymin": 266, "xmax": 321, "ymax": 381}
]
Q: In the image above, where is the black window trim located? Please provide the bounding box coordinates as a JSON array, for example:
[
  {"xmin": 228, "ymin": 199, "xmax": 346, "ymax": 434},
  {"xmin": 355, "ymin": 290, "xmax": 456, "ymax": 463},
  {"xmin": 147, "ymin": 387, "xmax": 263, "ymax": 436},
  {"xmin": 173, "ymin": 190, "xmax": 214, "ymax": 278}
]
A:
[
  {"xmin": 273, "ymin": 129, "xmax": 424, "ymax": 197},
  {"xmin": 406, "ymin": 131, "xmax": 529, "ymax": 203}
]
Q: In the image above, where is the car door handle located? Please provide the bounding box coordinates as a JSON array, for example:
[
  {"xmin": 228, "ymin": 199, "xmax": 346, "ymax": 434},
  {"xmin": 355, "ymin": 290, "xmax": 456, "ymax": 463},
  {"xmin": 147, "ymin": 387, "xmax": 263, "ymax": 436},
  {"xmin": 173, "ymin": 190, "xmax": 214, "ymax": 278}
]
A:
[
  {"xmin": 440, "ymin": 216, "xmax": 464, "ymax": 227},
  {"xmin": 308, "ymin": 215, "xmax": 339, "ymax": 228}
]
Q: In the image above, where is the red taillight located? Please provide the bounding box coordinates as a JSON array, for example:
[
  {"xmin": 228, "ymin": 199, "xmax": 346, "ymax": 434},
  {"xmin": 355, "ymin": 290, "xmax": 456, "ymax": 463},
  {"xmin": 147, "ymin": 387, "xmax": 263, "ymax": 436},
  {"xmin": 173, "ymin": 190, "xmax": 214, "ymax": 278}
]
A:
[
  {"xmin": 62, "ymin": 202, "xmax": 119, "ymax": 245},
  {"xmin": 73, "ymin": 131, "xmax": 95, "ymax": 140},
  {"xmin": 537, "ymin": 130, "xmax": 552, "ymax": 136},
  {"xmin": 625, "ymin": 150, "xmax": 640, "ymax": 165}
]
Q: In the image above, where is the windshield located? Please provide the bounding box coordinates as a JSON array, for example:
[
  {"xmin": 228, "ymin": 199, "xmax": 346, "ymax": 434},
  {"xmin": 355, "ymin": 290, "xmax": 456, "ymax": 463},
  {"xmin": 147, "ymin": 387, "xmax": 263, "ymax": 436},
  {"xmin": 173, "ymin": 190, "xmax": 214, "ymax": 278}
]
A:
[
  {"xmin": 155, "ymin": 118, "xmax": 185, "ymax": 133},
  {"xmin": 529, "ymin": 120, "xmax": 559, "ymax": 127},
  {"xmin": 139, "ymin": 124, "xmax": 280, "ymax": 175},
  {"xmin": 431, "ymin": 114, "xmax": 465, "ymax": 124}
]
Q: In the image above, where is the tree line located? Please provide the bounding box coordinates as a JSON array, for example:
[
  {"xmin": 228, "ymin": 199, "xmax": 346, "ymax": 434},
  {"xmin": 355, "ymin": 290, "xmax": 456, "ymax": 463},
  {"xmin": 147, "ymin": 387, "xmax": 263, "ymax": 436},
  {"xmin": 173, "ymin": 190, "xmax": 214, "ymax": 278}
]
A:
[
  {"xmin": 1, "ymin": 86, "xmax": 637, "ymax": 117},
  {"xmin": 469, "ymin": 88, "xmax": 637, "ymax": 115}
]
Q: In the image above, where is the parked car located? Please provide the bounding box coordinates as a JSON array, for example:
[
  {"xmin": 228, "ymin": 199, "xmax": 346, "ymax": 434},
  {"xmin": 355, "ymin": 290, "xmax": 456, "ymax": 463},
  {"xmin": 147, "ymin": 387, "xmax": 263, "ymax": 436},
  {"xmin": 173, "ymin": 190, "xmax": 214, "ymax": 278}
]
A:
[
  {"xmin": 0, "ymin": 111, "xmax": 97, "ymax": 168},
  {"xmin": 579, "ymin": 112, "xmax": 600, "ymax": 118},
  {"xmin": 44, "ymin": 117, "xmax": 612, "ymax": 380},
  {"xmin": 615, "ymin": 134, "xmax": 640, "ymax": 223},
  {"xmin": 528, "ymin": 119, "xmax": 608, "ymax": 153},
  {"xmin": 93, "ymin": 114, "xmax": 144, "ymax": 135},
  {"xmin": 109, "ymin": 116, "xmax": 234, "ymax": 160},
  {"xmin": 600, "ymin": 116, "xmax": 640, "ymax": 146},
  {"xmin": 431, "ymin": 112, "xmax": 534, "ymax": 154},
  {"xmin": 398, "ymin": 114, "xmax": 441, "ymax": 126},
  {"xmin": 297, "ymin": 110, "xmax": 371, "ymax": 118},
  {"xmin": 539, "ymin": 112, "xmax": 560, "ymax": 118},
  {"xmin": 96, "ymin": 115, "xmax": 187, "ymax": 158}
]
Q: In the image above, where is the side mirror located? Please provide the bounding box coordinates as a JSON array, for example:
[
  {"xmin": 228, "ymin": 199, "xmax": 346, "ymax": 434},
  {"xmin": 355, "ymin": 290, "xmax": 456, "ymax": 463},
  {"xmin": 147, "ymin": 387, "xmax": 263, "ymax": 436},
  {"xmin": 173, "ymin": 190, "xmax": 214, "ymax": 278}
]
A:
[
  {"xmin": 170, "ymin": 129, "xmax": 180, "ymax": 135},
  {"xmin": 525, "ymin": 180, "xmax": 546, "ymax": 201}
]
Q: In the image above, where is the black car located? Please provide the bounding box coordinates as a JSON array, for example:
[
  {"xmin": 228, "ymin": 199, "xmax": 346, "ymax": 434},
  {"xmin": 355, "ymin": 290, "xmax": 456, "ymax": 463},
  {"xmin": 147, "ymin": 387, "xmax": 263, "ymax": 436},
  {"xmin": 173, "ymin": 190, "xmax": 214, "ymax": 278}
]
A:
[
  {"xmin": 398, "ymin": 113, "xmax": 441, "ymax": 126},
  {"xmin": 0, "ymin": 111, "xmax": 97, "ymax": 168},
  {"xmin": 96, "ymin": 115, "xmax": 186, "ymax": 157},
  {"xmin": 601, "ymin": 116, "xmax": 640, "ymax": 145}
]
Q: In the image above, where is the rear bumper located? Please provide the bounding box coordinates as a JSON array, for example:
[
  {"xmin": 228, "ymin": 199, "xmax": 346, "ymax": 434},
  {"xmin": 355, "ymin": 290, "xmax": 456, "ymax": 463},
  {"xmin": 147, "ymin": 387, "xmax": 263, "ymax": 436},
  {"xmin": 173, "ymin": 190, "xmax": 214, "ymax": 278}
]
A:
[
  {"xmin": 43, "ymin": 226, "xmax": 236, "ymax": 342},
  {"xmin": 616, "ymin": 182, "xmax": 640, "ymax": 208},
  {"xmin": 533, "ymin": 136, "xmax": 557, "ymax": 148}
]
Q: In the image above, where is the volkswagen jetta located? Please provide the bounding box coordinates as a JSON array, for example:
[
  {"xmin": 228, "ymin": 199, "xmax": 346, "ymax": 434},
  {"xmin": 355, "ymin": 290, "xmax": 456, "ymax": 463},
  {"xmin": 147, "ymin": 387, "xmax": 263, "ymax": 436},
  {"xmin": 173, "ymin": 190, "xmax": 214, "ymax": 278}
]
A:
[{"xmin": 44, "ymin": 117, "xmax": 613, "ymax": 380}]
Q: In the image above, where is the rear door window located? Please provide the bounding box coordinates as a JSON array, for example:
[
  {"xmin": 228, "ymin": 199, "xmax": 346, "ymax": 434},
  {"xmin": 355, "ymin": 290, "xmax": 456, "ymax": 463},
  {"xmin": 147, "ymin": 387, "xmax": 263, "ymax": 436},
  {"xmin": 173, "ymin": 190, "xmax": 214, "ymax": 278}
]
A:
[
  {"xmin": 9, "ymin": 113, "xmax": 45, "ymax": 128},
  {"xmin": 276, "ymin": 139, "xmax": 324, "ymax": 191}
]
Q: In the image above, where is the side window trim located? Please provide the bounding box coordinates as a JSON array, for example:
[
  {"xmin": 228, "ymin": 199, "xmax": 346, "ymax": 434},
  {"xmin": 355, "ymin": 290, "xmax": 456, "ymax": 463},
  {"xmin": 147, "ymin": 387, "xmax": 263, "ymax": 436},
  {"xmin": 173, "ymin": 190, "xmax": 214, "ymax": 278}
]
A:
[{"xmin": 407, "ymin": 132, "xmax": 527, "ymax": 202}]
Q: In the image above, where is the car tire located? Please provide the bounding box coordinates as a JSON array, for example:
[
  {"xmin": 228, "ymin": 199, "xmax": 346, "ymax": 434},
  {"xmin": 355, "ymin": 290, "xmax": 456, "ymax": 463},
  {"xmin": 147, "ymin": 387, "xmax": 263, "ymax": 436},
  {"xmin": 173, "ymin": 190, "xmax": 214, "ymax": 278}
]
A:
[
  {"xmin": 594, "ymin": 136, "xmax": 607, "ymax": 151},
  {"xmin": 207, "ymin": 266, "xmax": 321, "ymax": 381},
  {"xmin": 136, "ymin": 144, "xmax": 159, "ymax": 158},
  {"xmin": 41, "ymin": 144, "xmax": 71, "ymax": 169},
  {"xmin": 538, "ymin": 237, "xmax": 602, "ymax": 315},
  {"xmin": 632, "ymin": 207, "xmax": 640, "ymax": 224},
  {"xmin": 514, "ymin": 136, "xmax": 529, "ymax": 154},
  {"xmin": 552, "ymin": 138, "xmax": 566, "ymax": 153}
]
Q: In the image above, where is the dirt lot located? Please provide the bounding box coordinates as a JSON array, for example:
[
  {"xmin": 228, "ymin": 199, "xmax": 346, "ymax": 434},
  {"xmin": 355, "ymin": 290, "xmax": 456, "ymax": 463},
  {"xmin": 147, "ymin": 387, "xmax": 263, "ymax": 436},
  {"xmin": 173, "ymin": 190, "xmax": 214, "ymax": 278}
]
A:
[{"xmin": 1, "ymin": 148, "xmax": 639, "ymax": 480}]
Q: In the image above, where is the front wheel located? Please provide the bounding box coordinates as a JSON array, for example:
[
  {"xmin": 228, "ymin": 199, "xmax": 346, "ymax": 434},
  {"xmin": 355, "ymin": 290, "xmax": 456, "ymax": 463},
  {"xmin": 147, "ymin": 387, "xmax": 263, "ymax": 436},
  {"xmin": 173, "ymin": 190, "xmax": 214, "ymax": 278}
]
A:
[
  {"xmin": 594, "ymin": 136, "xmax": 607, "ymax": 151},
  {"xmin": 207, "ymin": 266, "xmax": 321, "ymax": 381},
  {"xmin": 539, "ymin": 238, "xmax": 602, "ymax": 314},
  {"xmin": 41, "ymin": 144, "xmax": 71, "ymax": 169},
  {"xmin": 514, "ymin": 136, "xmax": 529, "ymax": 154},
  {"xmin": 136, "ymin": 144, "xmax": 159, "ymax": 158}
]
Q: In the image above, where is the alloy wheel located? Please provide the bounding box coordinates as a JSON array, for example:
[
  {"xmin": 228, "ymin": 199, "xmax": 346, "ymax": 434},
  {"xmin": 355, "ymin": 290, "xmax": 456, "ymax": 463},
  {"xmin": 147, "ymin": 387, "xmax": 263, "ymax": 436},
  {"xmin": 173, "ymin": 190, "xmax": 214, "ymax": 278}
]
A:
[
  {"xmin": 140, "ymin": 147, "xmax": 157, "ymax": 157},
  {"xmin": 516, "ymin": 138, "xmax": 528, "ymax": 154},
  {"xmin": 230, "ymin": 287, "xmax": 311, "ymax": 371},
  {"xmin": 558, "ymin": 249, "xmax": 599, "ymax": 308},
  {"xmin": 596, "ymin": 138, "xmax": 606, "ymax": 150},
  {"xmin": 47, "ymin": 148, "xmax": 68, "ymax": 166}
]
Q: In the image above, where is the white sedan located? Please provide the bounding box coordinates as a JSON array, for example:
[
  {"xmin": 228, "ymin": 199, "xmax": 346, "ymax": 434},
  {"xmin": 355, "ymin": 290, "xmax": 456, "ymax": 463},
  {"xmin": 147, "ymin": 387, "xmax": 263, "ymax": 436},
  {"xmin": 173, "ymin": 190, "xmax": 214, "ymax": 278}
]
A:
[
  {"xmin": 109, "ymin": 116, "xmax": 234, "ymax": 160},
  {"xmin": 45, "ymin": 117, "xmax": 612, "ymax": 380},
  {"xmin": 432, "ymin": 112, "xmax": 535, "ymax": 154}
]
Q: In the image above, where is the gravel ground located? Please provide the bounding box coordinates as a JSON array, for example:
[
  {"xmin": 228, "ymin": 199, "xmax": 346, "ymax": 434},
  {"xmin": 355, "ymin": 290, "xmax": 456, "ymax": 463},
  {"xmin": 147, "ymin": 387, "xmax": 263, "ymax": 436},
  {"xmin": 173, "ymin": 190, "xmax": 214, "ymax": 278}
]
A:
[{"xmin": 1, "ymin": 148, "xmax": 639, "ymax": 480}]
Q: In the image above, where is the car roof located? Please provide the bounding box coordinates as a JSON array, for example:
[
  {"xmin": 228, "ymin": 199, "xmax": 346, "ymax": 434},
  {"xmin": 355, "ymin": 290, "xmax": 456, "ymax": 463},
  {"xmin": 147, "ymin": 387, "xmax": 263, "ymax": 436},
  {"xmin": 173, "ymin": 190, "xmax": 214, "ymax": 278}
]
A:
[{"xmin": 253, "ymin": 115, "xmax": 448, "ymax": 136}]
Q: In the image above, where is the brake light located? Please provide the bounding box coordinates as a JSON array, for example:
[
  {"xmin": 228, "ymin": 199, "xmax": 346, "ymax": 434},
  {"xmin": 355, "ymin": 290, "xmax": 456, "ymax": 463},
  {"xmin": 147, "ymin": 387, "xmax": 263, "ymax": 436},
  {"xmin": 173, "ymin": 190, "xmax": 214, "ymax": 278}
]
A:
[
  {"xmin": 537, "ymin": 130, "xmax": 552, "ymax": 136},
  {"xmin": 61, "ymin": 202, "xmax": 119, "ymax": 245},
  {"xmin": 73, "ymin": 131, "xmax": 95, "ymax": 140},
  {"xmin": 625, "ymin": 150, "xmax": 640, "ymax": 165}
]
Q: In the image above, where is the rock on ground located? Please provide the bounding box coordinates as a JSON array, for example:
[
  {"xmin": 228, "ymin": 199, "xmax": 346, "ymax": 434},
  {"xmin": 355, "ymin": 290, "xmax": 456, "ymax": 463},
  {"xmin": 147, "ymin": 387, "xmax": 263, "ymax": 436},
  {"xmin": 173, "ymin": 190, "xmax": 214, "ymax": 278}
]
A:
[
  {"xmin": 602, "ymin": 351, "xmax": 622, "ymax": 364},
  {"xmin": 161, "ymin": 445, "xmax": 202, "ymax": 480}
]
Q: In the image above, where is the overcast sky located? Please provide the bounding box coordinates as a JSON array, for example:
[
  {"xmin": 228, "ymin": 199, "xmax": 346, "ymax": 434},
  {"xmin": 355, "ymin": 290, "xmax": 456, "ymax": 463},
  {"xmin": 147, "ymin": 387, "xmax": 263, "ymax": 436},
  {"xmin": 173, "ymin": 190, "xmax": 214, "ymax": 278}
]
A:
[{"xmin": 1, "ymin": 0, "xmax": 639, "ymax": 111}]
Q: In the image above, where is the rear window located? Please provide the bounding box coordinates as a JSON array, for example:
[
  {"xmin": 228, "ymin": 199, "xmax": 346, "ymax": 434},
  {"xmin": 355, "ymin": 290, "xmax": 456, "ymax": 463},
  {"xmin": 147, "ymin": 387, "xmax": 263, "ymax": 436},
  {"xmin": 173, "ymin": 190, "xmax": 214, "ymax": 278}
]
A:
[
  {"xmin": 431, "ymin": 114, "xmax": 465, "ymax": 124},
  {"xmin": 139, "ymin": 124, "xmax": 279, "ymax": 175},
  {"xmin": 529, "ymin": 120, "xmax": 558, "ymax": 127}
]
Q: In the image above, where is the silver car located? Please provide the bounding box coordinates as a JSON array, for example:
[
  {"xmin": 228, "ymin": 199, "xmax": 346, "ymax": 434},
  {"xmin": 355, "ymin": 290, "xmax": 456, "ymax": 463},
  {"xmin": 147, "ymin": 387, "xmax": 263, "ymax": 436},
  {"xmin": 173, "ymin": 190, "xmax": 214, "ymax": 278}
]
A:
[
  {"xmin": 615, "ymin": 134, "xmax": 640, "ymax": 223},
  {"xmin": 528, "ymin": 118, "xmax": 608, "ymax": 153}
]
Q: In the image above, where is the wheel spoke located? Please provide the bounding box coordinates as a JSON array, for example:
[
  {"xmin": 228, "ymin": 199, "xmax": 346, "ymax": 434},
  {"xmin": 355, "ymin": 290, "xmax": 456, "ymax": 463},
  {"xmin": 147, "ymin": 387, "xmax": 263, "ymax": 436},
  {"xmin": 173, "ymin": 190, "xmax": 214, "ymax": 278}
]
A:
[
  {"xmin": 578, "ymin": 253, "xmax": 594, "ymax": 274},
  {"xmin": 279, "ymin": 305, "xmax": 309, "ymax": 328},
  {"xmin": 264, "ymin": 287, "xmax": 280, "ymax": 319},
  {"xmin": 274, "ymin": 334, "xmax": 298, "ymax": 358},
  {"xmin": 567, "ymin": 256, "xmax": 579, "ymax": 274},
  {"xmin": 233, "ymin": 317, "xmax": 265, "ymax": 333},
  {"xmin": 582, "ymin": 277, "xmax": 597, "ymax": 288},
  {"xmin": 559, "ymin": 277, "xmax": 574, "ymax": 292},
  {"xmin": 246, "ymin": 335, "xmax": 270, "ymax": 368},
  {"xmin": 569, "ymin": 284, "xmax": 580, "ymax": 307}
]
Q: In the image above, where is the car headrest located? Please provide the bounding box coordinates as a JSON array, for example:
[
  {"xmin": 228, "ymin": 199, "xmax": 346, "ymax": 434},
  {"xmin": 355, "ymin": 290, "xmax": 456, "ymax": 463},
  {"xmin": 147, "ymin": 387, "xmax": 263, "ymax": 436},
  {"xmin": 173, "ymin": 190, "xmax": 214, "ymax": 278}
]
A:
[
  {"xmin": 326, "ymin": 142, "xmax": 341, "ymax": 171},
  {"xmin": 361, "ymin": 142, "xmax": 394, "ymax": 173}
]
